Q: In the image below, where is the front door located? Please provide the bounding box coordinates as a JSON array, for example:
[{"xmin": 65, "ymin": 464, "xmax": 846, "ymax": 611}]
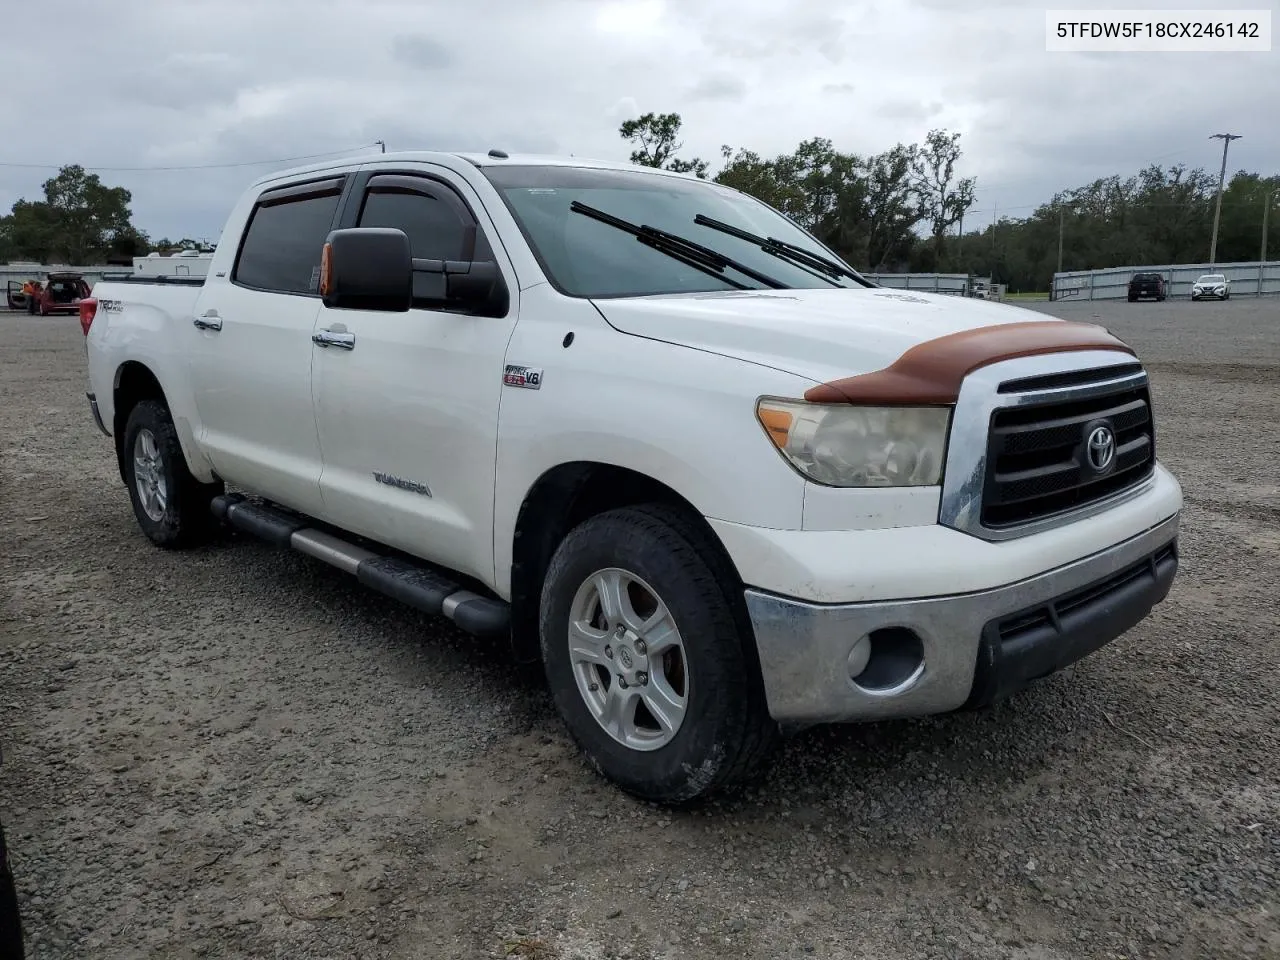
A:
[
  {"xmin": 310, "ymin": 168, "xmax": 519, "ymax": 586},
  {"xmin": 186, "ymin": 176, "xmax": 347, "ymax": 516}
]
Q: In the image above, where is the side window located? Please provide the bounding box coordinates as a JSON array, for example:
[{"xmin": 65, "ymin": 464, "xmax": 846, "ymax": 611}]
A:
[
  {"xmin": 233, "ymin": 188, "xmax": 342, "ymax": 295},
  {"xmin": 356, "ymin": 184, "xmax": 496, "ymax": 307}
]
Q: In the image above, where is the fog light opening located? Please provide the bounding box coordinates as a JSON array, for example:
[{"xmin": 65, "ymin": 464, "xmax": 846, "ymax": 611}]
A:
[{"xmin": 849, "ymin": 627, "xmax": 926, "ymax": 694}]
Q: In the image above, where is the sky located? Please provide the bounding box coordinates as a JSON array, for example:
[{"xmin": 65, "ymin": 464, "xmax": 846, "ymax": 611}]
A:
[{"xmin": 2, "ymin": 0, "xmax": 1276, "ymax": 247}]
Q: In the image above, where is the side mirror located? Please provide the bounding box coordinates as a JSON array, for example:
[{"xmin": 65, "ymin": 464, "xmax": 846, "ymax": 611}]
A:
[
  {"xmin": 413, "ymin": 258, "xmax": 510, "ymax": 318},
  {"xmin": 321, "ymin": 228, "xmax": 412, "ymax": 312}
]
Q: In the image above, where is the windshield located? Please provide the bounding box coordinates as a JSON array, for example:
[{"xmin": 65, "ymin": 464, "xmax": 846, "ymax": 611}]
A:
[
  {"xmin": 1199, "ymin": 275, "xmax": 1225, "ymax": 282},
  {"xmin": 480, "ymin": 165, "xmax": 868, "ymax": 298}
]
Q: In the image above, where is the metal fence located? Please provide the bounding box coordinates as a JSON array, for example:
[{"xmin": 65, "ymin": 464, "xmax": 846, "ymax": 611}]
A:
[
  {"xmin": 1051, "ymin": 260, "xmax": 1280, "ymax": 301},
  {"xmin": 863, "ymin": 273, "xmax": 981, "ymax": 297}
]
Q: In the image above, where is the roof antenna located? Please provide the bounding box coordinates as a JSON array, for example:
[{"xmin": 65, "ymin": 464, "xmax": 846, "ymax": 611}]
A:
[{"xmin": 488, "ymin": 149, "xmax": 509, "ymax": 159}]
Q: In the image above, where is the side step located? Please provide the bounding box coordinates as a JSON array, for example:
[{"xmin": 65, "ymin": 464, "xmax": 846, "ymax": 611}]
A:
[{"xmin": 211, "ymin": 494, "xmax": 510, "ymax": 639}]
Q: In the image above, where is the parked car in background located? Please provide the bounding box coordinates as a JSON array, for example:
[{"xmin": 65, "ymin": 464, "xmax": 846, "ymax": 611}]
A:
[
  {"xmin": 1191, "ymin": 274, "xmax": 1230, "ymax": 300},
  {"xmin": 22, "ymin": 273, "xmax": 91, "ymax": 316},
  {"xmin": 1127, "ymin": 272, "xmax": 1166, "ymax": 302},
  {"xmin": 35, "ymin": 273, "xmax": 91, "ymax": 316}
]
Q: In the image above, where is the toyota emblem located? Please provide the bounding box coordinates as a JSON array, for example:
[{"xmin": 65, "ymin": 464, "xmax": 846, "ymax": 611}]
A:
[{"xmin": 1086, "ymin": 425, "xmax": 1116, "ymax": 471}]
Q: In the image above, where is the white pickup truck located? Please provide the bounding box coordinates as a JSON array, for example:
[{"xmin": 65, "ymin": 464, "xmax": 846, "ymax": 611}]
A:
[{"xmin": 82, "ymin": 151, "xmax": 1182, "ymax": 803}]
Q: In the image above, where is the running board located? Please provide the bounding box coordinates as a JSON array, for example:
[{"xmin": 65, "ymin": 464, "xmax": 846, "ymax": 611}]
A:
[{"xmin": 210, "ymin": 493, "xmax": 510, "ymax": 639}]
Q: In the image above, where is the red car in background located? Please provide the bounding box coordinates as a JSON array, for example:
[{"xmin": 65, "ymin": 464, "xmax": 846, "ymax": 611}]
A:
[{"xmin": 27, "ymin": 273, "xmax": 91, "ymax": 316}]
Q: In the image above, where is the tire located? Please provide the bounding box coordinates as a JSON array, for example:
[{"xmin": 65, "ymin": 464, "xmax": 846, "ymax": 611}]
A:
[
  {"xmin": 1127, "ymin": 294, "xmax": 1136, "ymax": 302},
  {"xmin": 121, "ymin": 399, "xmax": 223, "ymax": 549},
  {"xmin": 539, "ymin": 504, "xmax": 779, "ymax": 805},
  {"xmin": 0, "ymin": 817, "xmax": 23, "ymax": 960}
]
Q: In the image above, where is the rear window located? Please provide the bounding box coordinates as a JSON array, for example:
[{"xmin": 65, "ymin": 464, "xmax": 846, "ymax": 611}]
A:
[
  {"xmin": 233, "ymin": 186, "xmax": 342, "ymax": 295},
  {"xmin": 1133, "ymin": 273, "xmax": 1160, "ymax": 281}
]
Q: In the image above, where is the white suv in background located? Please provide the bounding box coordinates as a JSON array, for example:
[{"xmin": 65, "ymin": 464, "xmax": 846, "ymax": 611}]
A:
[{"xmin": 1191, "ymin": 274, "xmax": 1230, "ymax": 300}]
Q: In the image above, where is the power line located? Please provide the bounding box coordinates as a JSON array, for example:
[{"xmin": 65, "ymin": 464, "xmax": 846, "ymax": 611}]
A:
[{"xmin": 0, "ymin": 143, "xmax": 381, "ymax": 172}]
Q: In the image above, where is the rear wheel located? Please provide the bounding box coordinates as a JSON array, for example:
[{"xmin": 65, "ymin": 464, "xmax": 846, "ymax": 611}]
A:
[
  {"xmin": 540, "ymin": 505, "xmax": 779, "ymax": 805},
  {"xmin": 121, "ymin": 399, "xmax": 223, "ymax": 549}
]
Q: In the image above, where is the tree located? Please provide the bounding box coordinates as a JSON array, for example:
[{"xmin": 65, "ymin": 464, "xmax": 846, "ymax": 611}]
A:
[
  {"xmin": 862, "ymin": 145, "xmax": 925, "ymax": 270},
  {"xmin": 611, "ymin": 112, "xmax": 1278, "ymax": 288},
  {"xmin": 0, "ymin": 164, "xmax": 145, "ymax": 264},
  {"xmin": 618, "ymin": 112, "xmax": 709, "ymax": 178},
  {"xmin": 910, "ymin": 129, "xmax": 976, "ymax": 261},
  {"xmin": 2, "ymin": 199, "xmax": 58, "ymax": 262},
  {"xmin": 715, "ymin": 146, "xmax": 798, "ymax": 212}
]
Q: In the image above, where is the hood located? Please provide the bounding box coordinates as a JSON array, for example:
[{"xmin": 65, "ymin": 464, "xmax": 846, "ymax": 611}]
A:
[{"xmin": 590, "ymin": 287, "xmax": 1053, "ymax": 386}]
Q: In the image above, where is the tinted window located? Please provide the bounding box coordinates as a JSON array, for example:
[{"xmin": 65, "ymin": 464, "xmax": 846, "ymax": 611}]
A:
[
  {"xmin": 357, "ymin": 187, "xmax": 494, "ymax": 306},
  {"xmin": 234, "ymin": 190, "xmax": 341, "ymax": 294}
]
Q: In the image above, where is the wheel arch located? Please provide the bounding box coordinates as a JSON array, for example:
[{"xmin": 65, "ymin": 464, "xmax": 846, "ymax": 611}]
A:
[
  {"xmin": 111, "ymin": 361, "xmax": 213, "ymax": 486},
  {"xmin": 507, "ymin": 462, "xmax": 749, "ymax": 665}
]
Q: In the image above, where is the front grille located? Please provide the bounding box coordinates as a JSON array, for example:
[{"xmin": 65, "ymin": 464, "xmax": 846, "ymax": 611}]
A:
[{"xmin": 980, "ymin": 375, "xmax": 1156, "ymax": 529}]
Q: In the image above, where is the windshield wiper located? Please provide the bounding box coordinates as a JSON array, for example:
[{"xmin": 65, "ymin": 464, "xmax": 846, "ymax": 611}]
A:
[
  {"xmin": 692, "ymin": 214, "xmax": 869, "ymax": 286},
  {"xmin": 569, "ymin": 201, "xmax": 788, "ymax": 291}
]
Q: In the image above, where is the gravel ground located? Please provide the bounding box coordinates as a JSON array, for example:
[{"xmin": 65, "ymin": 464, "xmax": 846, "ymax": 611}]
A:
[{"xmin": 1, "ymin": 297, "xmax": 1277, "ymax": 960}]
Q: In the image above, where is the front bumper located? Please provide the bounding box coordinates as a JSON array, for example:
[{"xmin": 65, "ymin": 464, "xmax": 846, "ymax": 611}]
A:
[{"xmin": 744, "ymin": 513, "xmax": 1178, "ymax": 727}]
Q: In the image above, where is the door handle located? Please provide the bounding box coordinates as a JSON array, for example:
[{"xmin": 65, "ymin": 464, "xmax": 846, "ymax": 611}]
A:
[
  {"xmin": 312, "ymin": 329, "xmax": 355, "ymax": 350},
  {"xmin": 193, "ymin": 315, "xmax": 222, "ymax": 331}
]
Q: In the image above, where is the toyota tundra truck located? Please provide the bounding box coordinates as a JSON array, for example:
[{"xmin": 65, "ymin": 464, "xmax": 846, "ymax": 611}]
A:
[{"xmin": 81, "ymin": 151, "xmax": 1182, "ymax": 804}]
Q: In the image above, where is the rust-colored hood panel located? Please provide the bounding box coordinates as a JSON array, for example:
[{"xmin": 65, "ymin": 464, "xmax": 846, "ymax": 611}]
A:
[{"xmin": 805, "ymin": 320, "xmax": 1135, "ymax": 405}]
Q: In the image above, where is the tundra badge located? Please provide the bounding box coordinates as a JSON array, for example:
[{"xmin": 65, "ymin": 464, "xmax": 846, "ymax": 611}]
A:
[
  {"xmin": 503, "ymin": 365, "xmax": 543, "ymax": 389},
  {"xmin": 373, "ymin": 472, "xmax": 432, "ymax": 497}
]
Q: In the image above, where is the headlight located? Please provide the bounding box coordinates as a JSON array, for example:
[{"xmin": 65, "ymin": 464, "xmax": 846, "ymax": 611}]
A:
[{"xmin": 756, "ymin": 399, "xmax": 951, "ymax": 487}]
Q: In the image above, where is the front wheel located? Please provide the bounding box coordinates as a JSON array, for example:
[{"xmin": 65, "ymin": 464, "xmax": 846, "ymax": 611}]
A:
[
  {"xmin": 121, "ymin": 399, "xmax": 223, "ymax": 549},
  {"xmin": 540, "ymin": 505, "xmax": 779, "ymax": 805}
]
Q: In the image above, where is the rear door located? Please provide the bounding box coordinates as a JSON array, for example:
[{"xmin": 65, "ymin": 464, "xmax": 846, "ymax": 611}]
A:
[{"xmin": 185, "ymin": 175, "xmax": 347, "ymax": 516}]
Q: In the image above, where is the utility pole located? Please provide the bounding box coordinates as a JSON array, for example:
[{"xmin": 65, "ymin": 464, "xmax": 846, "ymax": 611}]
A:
[
  {"xmin": 1262, "ymin": 189, "xmax": 1274, "ymax": 264},
  {"xmin": 990, "ymin": 200, "xmax": 998, "ymax": 283},
  {"xmin": 375, "ymin": 139, "xmax": 386, "ymax": 154},
  {"xmin": 1208, "ymin": 133, "xmax": 1241, "ymax": 266},
  {"xmin": 1057, "ymin": 205, "xmax": 1065, "ymax": 275}
]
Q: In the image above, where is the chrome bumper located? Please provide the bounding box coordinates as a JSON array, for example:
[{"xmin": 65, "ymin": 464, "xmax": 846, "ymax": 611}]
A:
[{"xmin": 744, "ymin": 513, "xmax": 1179, "ymax": 728}]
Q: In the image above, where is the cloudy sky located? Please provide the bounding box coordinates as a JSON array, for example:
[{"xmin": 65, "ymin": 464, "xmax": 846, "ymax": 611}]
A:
[{"xmin": 3, "ymin": 0, "xmax": 1275, "ymax": 246}]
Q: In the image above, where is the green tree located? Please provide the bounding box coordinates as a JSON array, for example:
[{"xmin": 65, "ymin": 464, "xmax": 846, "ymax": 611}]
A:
[
  {"xmin": 618, "ymin": 112, "xmax": 709, "ymax": 178},
  {"xmin": 1, "ymin": 164, "xmax": 144, "ymax": 264},
  {"xmin": 910, "ymin": 129, "xmax": 976, "ymax": 261}
]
